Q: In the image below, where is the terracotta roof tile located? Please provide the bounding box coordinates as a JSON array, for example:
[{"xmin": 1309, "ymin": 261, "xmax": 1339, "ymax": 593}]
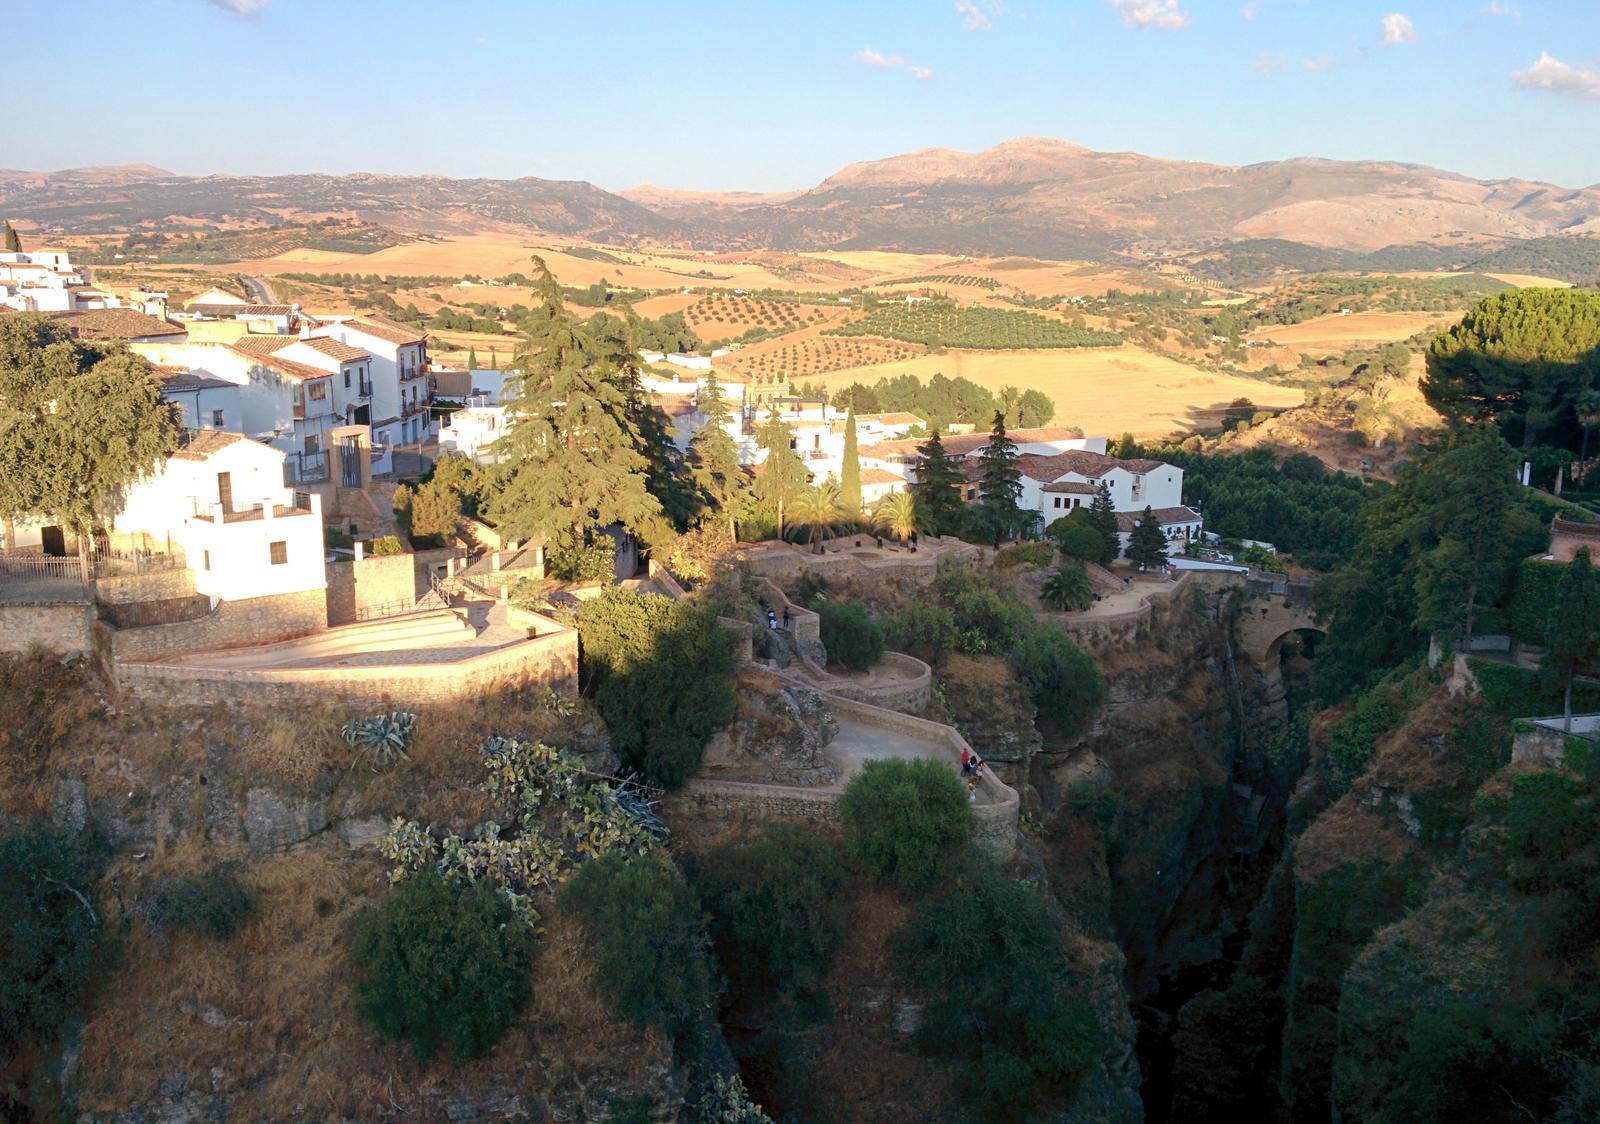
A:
[
  {"xmin": 1114, "ymin": 506, "xmax": 1201, "ymax": 532},
  {"xmin": 344, "ymin": 315, "xmax": 426, "ymax": 345},
  {"xmin": 48, "ymin": 308, "xmax": 187, "ymax": 341},
  {"xmin": 292, "ymin": 337, "xmax": 366, "ymax": 362},
  {"xmin": 168, "ymin": 430, "xmax": 249, "ymax": 461},
  {"xmin": 227, "ymin": 344, "xmax": 328, "ymax": 382},
  {"xmin": 229, "ymin": 334, "xmax": 297, "ymax": 356}
]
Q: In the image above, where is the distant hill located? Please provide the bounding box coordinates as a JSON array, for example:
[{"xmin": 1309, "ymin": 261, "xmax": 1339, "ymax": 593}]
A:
[{"xmin": 6, "ymin": 137, "xmax": 1600, "ymax": 269}]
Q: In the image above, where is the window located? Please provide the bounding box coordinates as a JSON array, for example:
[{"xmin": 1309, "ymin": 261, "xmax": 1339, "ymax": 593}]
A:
[
  {"xmin": 309, "ymin": 380, "xmax": 328, "ymax": 401},
  {"xmin": 211, "ymin": 408, "xmax": 224, "ymax": 427},
  {"xmin": 202, "ymin": 549, "xmax": 210, "ymax": 572},
  {"xmin": 343, "ymin": 369, "xmax": 351, "ymax": 388},
  {"xmin": 305, "ymin": 433, "xmax": 320, "ymax": 454},
  {"xmin": 269, "ymin": 540, "xmax": 287, "ymax": 566}
]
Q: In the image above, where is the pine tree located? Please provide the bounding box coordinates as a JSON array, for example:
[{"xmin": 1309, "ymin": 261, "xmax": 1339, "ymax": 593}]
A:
[
  {"xmin": 688, "ymin": 374, "xmax": 749, "ymax": 542},
  {"xmin": 488, "ymin": 257, "xmax": 666, "ymax": 552},
  {"xmin": 1544, "ymin": 547, "xmax": 1600, "ymax": 732},
  {"xmin": 1126, "ymin": 506, "xmax": 1168, "ymax": 570},
  {"xmin": 1087, "ymin": 482, "xmax": 1120, "ymax": 565},
  {"xmin": 976, "ymin": 410, "xmax": 1023, "ymax": 546},
  {"xmin": 490, "ymin": 347, "xmax": 499, "ymax": 370},
  {"xmin": 753, "ymin": 406, "xmax": 808, "ymax": 538},
  {"xmin": 911, "ymin": 428, "xmax": 967, "ymax": 538},
  {"xmin": 840, "ymin": 405, "xmax": 862, "ymax": 516},
  {"xmin": 2, "ymin": 221, "xmax": 20, "ymax": 253},
  {"xmin": 466, "ymin": 346, "xmax": 479, "ymax": 370}
]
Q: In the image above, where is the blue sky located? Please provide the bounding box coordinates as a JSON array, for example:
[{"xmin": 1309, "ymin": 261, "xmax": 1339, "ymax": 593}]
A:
[{"xmin": 6, "ymin": 0, "xmax": 1599, "ymax": 190}]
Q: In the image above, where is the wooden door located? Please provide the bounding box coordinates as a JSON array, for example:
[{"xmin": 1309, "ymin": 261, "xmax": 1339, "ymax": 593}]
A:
[{"xmin": 217, "ymin": 472, "xmax": 233, "ymax": 514}]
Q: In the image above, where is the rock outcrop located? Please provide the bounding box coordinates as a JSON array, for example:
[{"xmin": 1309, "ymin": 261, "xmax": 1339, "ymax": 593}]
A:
[{"xmin": 701, "ymin": 669, "xmax": 840, "ymax": 785}]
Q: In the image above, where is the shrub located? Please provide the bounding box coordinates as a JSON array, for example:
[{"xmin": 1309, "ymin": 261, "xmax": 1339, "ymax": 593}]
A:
[
  {"xmin": 560, "ymin": 853, "xmax": 714, "ymax": 1033},
  {"xmin": 369, "ymin": 534, "xmax": 405, "ymax": 556},
  {"xmin": 886, "ymin": 602, "xmax": 959, "ymax": 665},
  {"xmin": 936, "ymin": 563, "xmax": 1030, "ymax": 652},
  {"xmin": 354, "ymin": 870, "xmax": 534, "ymax": 1060},
  {"xmin": 547, "ymin": 536, "xmax": 616, "ymax": 583},
  {"xmin": 892, "ymin": 868, "xmax": 1101, "ymax": 1120},
  {"xmin": 813, "ymin": 599, "xmax": 885, "ymax": 671},
  {"xmin": 688, "ymin": 1074, "xmax": 772, "ymax": 1123},
  {"xmin": 1503, "ymin": 770, "xmax": 1599, "ymax": 892},
  {"xmin": 580, "ymin": 589, "xmax": 735, "ymax": 789},
  {"xmin": 1010, "ymin": 626, "xmax": 1104, "ymax": 734},
  {"xmin": 1049, "ymin": 520, "xmax": 1106, "ymax": 563},
  {"xmin": 147, "ymin": 864, "xmax": 254, "ymax": 940},
  {"xmin": 407, "ymin": 480, "xmax": 460, "ymax": 541},
  {"xmin": 839, "ymin": 758, "xmax": 971, "ymax": 896},
  {"xmin": 696, "ymin": 823, "xmax": 843, "ymax": 1020},
  {"xmin": 0, "ymin": 826, "xmax": 102, "ymax": 1059}
]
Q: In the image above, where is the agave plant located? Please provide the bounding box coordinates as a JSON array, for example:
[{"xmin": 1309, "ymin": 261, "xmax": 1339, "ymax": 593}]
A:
[{"xmin": 342, "ymin": 710, "xmax": 418, "ymax": 772}]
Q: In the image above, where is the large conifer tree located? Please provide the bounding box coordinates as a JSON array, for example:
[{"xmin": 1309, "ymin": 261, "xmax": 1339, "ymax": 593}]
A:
[
  {"xmin": 1545, "ymin": 547, "xmax": 1600, "ymax": 732},
  {"xmin": 753, "ymin": 406, "xmax": 808, "ymax": 538},
  {"xmin": 976, "ymin": 411, "xmax": 1024, "ymax": 545},
  {"xmin": 911, "ymin": 428, "xmax": 967, "ymax": 537},
  {"xmin": 488, "ymin": 258, "xmax": 666, "ymax": 551},
  {"xmin": 840, "ymin": 405, "xmax": 862, "ymax": 516},
  {"xmin": 1125, "ymin": 506, "xmax": 1168, "ymax": 570},
  {"xmin": 688, "ymin": 374, "xmax": 750, "ymax": 542},
  {"xmin": 2, "ymin": 222, "xmax": 20, "ymax": 253},
  {"xmin": 1087, "ymin": 482, "xmax": 1120, "ymax": 565}
]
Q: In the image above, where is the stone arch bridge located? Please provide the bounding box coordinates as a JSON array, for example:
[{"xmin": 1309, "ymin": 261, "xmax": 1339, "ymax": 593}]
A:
[{"xmin": 1233, "ymin": 573, "xmax": 1321, "ymax": 703}]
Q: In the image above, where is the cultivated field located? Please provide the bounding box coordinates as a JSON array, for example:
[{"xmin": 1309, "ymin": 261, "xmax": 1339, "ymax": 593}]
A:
[
  {"xmin": 1255, "ymin": 310, "xmax": 1455, "ymax": 349},
  {"xmin": 801, "ymin": 345, "xmax": 1304, "ymax": 437}
]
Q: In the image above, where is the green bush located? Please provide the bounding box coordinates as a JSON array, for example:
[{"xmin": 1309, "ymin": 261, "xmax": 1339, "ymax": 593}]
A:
[
  {"xmin": 813, "ymin": 599, "xmax": 885, "ymax": 671},
  {"xmin": 1049, "ymin": 520, "xmax": 1106, "ymax": 563},
  {"xmin": 886, "ymin": 602, "xmax": 959, "ymax": 665},
  {"xmin": 892, "ymin": 868, "xmax": 1101, "ymax": 1120},
  {"xmin": 696, "ymin": 823, "xmax": 843, "ymax": 1020},
  {"xmin": 1507, "ymin": 559, "xmax": 1570, "ymax": 644},
  {"xmin": 548, "ymin": 536, "xmax": 616, "ymax": 583},
  {"xmin": 0, "ymin": 826, "xmax": 102, "ymax": 1059},
  {"xmin": 839, "ymin": 758, "xmax": 971, "ymax": 896},
  {"xmin": 369, "ymin": 535, "xmax": 405, "ymax": 557},
  {"xmin": 579, "ymin": 589, "xmax": 735, "ymax": 789},
  {"xmin": 560, "ymin": 853, "xmax": 714, "ymax": 1033},
  {"xmin": 936, "ymin": 563, "xmax": 1030, "ymax": 652},
  {"xmin": 148, "ymin": 864, "xmax": 253, "ymax": 939},
  {"xmin": 1010, "ymin": 626, "xmax": 1104, "ymax": 734},
  {"xmin": 826, "ymin": 299, "xmax": 1122, "ymax": 350},
  {"xmin": 353, "ymin": 870, "xmax": 534, "ymax": 1060},
  {"xmin": 1503, "ymin": 770, "xmax": 1600, "ymax": 892},
  {"xmin": 1040, "ymin": 564, "xmax": 1094, "ymax": 612}
]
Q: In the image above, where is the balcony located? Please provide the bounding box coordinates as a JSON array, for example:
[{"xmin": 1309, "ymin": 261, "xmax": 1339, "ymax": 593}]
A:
[
  {"xmin": 190, "ymin": 491, "xmax": 316, "ymax": 523},
  {"xmin": 357, "ymin": 380, "xmax": 373, "ymax": 398}
]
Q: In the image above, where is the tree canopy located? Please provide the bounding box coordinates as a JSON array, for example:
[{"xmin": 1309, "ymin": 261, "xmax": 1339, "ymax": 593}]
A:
[
  {"xmin": 976, "ymin": 411, "xmax": 1026, "ymax": 544},
  {"xmin": 910, "ymin": 429, "xmax": 967, "ymax": 537}
]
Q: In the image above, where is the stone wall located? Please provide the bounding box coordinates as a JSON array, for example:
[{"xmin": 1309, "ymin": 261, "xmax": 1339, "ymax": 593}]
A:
[
  {"xmin": 111, "ymin": 589, "xmax": 329, "ymax": 662},
  {"xmin": 325, "ymin": 552, "xmax": 417, "ymax": 626},
  {"xmin": 775, "ymin": 652, "xmax": 933, "ymax": 715},
  {"xmin": 94, "ymin": 568, "xmax": 196, "ymax": 604},
  {"xmin": 114, "ymin": 628, "xmax": 578, "ymax": 707},
  {"xmin": 0, "ymin": 602, "xmax": 98, "ymax": 657},
  {"xmin": 718, "ymin": 617, "xmax": 755, "ymax": 664}
]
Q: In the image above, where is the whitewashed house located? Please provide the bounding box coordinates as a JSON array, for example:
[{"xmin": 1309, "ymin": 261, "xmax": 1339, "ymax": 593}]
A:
[
  {"xmin": 438, "ymin": 396, "xmax": 509, "ymax": 462},
  {"xmin": 157, "ymin": 370, "xmax": 243, "ymax": 434},
  {"xmin": 113, "ymin": 432, "xmax": 326, "ymax": 601},
  {"xmin": 312, "ymin": 316, "xmax": 433, "ymax": 455}
]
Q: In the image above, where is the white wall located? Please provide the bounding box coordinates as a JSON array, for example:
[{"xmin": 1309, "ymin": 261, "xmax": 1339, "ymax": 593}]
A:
[{"xmin": 161, "ymin": 383, "xmax": 242, "ymax": 433}]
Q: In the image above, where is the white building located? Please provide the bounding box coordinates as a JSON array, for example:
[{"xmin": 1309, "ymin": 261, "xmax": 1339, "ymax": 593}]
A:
[
  {"xmin": 113, "ymin": 431, "xmax": 327, "ymax": 602},
  {"xmin": 157, "ymin": 370, "xmax": 243, "ymax": 434},
  {"xmin": 312, "ymin": 316, "xmax": 433, "ymax": 454},
  {"xmin": 438, "ymin": 396, "xmax": 509, "ymax": 461},
  {"xmin": 0, "ymin": 247, "xmax": 114, "ymax": 313},
  {"xmin": 231, "ymin": 334, "xmax": 375, "ymax": 428}
]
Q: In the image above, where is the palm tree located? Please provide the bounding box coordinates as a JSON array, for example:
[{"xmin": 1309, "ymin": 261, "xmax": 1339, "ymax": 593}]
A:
[
  {"xmin": 872, "ymin": 491, "xmax": 919, "ymax": 546},
  {"xmin": 1040, "ymin": 564, "xmax": 1093, "ymax": 612},
  {"xmin": 790, "ymin": 482, "xmax": 845, "ymax": 554}
]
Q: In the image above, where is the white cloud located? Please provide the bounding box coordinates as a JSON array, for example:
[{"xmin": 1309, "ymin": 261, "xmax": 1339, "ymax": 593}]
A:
[
  {"xmin": 1109, "ymin": 0, "xmax": 1190, "ymax": 31},
  {"xmin": 1513, "ymin": 52, "xmax": 1600, "ymax": 100},
  {"xmin": 1302, "ymin": 56, "xmax": 1336, "ymax": 71},
  {"xmin": 1241, "ymin": 3, "xmax": 1259, "ymax": 20},
  {"xmin": 909, "ymin": 65, "xmax": 935, "ymax": 80},
  {"xmin": 853, "ymin": 46, "xmax": 903, "ymax": 69},
  {"xmin": 955, "ymin": 0, "xmax": 992, "ymax": 32},
  {"xmin": 207, "ymin": 0, "xmax": 266, "ymax": 14},
  {"xmin": 1485, "ymin": 1, "xmax": 1520, "ymax": 16},
  {"xmin": 1253, "ymin": 53, "xmax": 1288, "ymax": 74},
  {"xmin": 1381, "ymin": 12, "xmax": 1416, "ymax": 45}
]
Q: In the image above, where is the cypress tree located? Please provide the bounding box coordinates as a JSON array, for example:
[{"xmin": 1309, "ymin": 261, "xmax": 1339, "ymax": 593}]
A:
[
  {"xmin": 466, "ymin": 346, "xmax": 479, "ymax": 370},
  {"xmin": 1087, "ymin": 482, "xmax": 1120, "ymax": 565},
  {"xmin": 911, "ymin": 428, "xmax": 968, "ymax": 538},
  {"xmin": 840, "ymin": 405, "xmax": 862, "ymax": 516},
  {"xmin": 976, "ymin": 410, "xmax": 1024, "ymax": 545},
  {"xmin": 1126, "ymin": 506, "xmax": 1168, "ymax": 570},
  {"xmin": 2, "ymin": 221, "xmax": 20, "ymax": 253}
]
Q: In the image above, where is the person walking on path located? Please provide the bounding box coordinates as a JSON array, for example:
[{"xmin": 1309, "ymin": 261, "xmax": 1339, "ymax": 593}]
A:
[
  {"xmin": 960, "ymin": 747, "xmax": 972, "ymax": 775},
  {"xmin": 767, "ymin": 608, "xmax": 778, "ymax": 630},
  {"xmin": 782, "ymin": 606, "xmax": 791, "ymax": 629}
]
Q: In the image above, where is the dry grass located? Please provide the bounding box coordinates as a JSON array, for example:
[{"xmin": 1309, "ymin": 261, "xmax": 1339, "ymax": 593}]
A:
[
  {"xmin": 240, "ymin": 714, "xmax": 342, "ymax": 791},
  {"xmin": 1258, "ymin": 310, "xmax": 1453, "ymax": 349}
]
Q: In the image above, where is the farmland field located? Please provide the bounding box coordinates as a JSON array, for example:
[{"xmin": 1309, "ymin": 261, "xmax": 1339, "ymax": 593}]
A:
[
  {"xmin": 1256, "ymin": 310, "xmax": 1456, "ymax": 349},
  {"xmin": 827, "ymin": 300, "xmax": 1122, "ymax": 350},
  {"xmin": 800, "ymin": 345, "xmax": 1304, "ymax": 438},
  {"xmin": 723, "ymin": 334, "xmax": 926, "ymax": 379}
]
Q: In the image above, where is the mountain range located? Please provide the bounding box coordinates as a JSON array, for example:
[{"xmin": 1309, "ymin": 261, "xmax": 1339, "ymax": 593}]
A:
[{"xmin": 5, "ymin": 137, "xmax": 1600, "ymax": 263}]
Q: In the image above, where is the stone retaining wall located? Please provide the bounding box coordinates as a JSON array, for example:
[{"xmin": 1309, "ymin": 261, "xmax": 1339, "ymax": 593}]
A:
[
  {"xmin": 325, "ymin": 552, "xmax": 416, "ymax": 626},
  {"xmin": 110, "ymin": 589, "xmax": 329, "ymax": 662},
  {"xmin": 94, "ymin": 568, "xmax": 195, "ymax": 604},
  {"xmin": 776, "ymin": 651, "xmax": 933, "ymax": 715},
  {"xmin": 0, "ymin": 602, "xmax": 98, "ymax": 657},
  {"xmin": 114, "ymin": 627, "xmax": 579, "ymax": 706}
]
